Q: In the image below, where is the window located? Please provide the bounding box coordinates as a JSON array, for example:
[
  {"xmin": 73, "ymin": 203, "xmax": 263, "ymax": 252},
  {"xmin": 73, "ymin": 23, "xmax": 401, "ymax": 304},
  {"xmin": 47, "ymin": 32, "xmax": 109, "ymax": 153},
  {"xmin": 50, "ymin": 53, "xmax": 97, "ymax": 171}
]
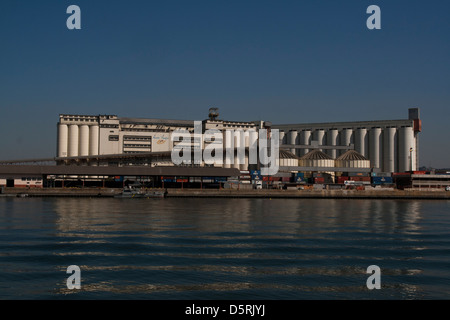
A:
[{"xmin": 109, "ymin": 135, "xmax": 119, "ymax": 141}]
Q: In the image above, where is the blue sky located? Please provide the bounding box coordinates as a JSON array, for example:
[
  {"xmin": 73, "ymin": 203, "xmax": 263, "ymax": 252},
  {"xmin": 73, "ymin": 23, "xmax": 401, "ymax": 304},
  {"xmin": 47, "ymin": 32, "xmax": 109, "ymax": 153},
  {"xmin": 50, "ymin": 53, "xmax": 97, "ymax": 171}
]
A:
[{"xmin": 0, "ymin": 0, "xmax": 449, "ymax": 167}]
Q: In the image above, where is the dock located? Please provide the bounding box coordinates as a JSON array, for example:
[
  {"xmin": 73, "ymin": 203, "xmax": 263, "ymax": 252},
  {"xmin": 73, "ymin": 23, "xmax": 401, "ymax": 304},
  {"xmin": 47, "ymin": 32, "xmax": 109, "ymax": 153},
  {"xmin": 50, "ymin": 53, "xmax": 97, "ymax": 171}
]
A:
[{"xmin": 1, "ymin": 187, "xmax": 449, "ymax": 199}]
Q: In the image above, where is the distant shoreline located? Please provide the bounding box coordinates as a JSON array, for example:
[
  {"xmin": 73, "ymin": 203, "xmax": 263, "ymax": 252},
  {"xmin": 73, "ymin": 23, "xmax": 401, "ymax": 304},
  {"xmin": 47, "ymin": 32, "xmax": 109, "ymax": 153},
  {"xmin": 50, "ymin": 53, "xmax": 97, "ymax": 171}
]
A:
[{"xmin": 1, "ymin": 187, "xmax": 449, "ymax": 200}]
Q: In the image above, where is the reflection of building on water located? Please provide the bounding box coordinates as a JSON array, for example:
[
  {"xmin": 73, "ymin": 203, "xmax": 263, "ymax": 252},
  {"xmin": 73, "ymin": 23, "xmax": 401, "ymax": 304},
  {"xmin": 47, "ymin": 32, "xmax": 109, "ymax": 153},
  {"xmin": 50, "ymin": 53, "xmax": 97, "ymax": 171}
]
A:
[{"xmin": 52, "ymin": 197, "xmax": 424, "ymax": 237}]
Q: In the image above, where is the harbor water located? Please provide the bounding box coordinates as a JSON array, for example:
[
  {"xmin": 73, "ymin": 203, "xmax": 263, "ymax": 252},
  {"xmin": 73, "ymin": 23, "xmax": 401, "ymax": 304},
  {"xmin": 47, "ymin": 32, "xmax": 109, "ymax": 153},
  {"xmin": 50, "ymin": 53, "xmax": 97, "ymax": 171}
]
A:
[{"xmin": 0, "ymin": 197, "xmax": 449, "ymax": 299}]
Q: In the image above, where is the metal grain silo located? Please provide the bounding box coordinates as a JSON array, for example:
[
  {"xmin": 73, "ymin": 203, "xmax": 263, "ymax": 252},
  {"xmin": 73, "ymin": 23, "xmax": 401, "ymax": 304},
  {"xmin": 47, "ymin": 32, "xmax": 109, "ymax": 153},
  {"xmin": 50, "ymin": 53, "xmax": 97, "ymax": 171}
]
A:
[
  {"xmin": 68, "ymin": 125, "xmax": 79, "ymax": 157},
  {"xmin": 335, "ymin": 150, "xmax": 370, "ymax": 169},
  {"xmin": 299, "ymin": 150, "xmax": 334, "ymax": 168},
  {"xmin": 57, "ymin": 124, "xmax": 68, "ymax": 158},
  {"xmin": 383, "ymin": 127, "xmax": 397, "ymax": 173},
  {"xmin": 278, "ymin": 150, "xmax": 300, "ymax": 167}
]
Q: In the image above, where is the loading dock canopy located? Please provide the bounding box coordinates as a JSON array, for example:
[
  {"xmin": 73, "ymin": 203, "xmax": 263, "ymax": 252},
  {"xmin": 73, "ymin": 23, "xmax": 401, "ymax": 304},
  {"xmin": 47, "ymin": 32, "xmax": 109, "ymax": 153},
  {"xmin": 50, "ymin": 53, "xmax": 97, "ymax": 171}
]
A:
[{"xmin": 0, "ymin": 165, "xmax": 241, "ymax": 177}]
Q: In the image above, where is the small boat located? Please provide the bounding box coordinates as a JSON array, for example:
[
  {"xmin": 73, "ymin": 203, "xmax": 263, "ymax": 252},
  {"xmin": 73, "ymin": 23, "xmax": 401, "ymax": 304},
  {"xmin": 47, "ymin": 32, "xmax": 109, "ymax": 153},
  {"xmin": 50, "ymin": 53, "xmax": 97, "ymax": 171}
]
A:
[{"xmin": 114, "ymin": 187, "xmax": 166, "ymax": 199}]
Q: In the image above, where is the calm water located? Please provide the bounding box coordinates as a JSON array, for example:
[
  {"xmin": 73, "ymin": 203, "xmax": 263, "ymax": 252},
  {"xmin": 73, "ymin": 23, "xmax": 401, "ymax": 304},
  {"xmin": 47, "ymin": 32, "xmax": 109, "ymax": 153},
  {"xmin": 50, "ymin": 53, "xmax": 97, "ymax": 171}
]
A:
[{"xmin": 0, "ymin": 197, "xmax": 449, "ymax": 299}]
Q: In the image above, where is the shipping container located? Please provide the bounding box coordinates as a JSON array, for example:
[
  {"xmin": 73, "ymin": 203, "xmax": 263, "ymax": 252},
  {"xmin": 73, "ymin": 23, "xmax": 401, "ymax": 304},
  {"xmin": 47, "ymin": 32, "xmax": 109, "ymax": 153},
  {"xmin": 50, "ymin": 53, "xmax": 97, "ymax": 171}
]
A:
[
  {"xmin": 337, "ymin": 176, "xmax": 349, "ymax": 184},
  {"xmin": 371, "ymin": 172, "xmax": 391, "ymax": 177},
  {"xmin": 313, "ymin": 173, "xmax": 323, "ymax": 178},
  {"xmin": 314, "ymin": 177, "xmax": 325, "ymax": 184},
  {"xmin": 348, "ymin": 172, "xmax": 367, "ymax": 177},
  {"xmin": 371, "ymin": 177, "xmax": 393, "ymax": 184},
  {"xmin": 350, "ymin": 176, "xmax": 371, "ymax": 181}
]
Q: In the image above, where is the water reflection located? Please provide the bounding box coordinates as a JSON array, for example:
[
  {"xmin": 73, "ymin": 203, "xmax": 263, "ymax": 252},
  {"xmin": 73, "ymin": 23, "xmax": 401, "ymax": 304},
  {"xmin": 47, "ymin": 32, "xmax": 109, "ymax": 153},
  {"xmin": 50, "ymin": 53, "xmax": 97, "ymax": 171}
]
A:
[
  {"xmin": 1, "ymin": 197, "xmax": 449, "ymax": 299},
  {"xmin": 51, "ymin": 198, "xmax": 425, "ymax": 237}
]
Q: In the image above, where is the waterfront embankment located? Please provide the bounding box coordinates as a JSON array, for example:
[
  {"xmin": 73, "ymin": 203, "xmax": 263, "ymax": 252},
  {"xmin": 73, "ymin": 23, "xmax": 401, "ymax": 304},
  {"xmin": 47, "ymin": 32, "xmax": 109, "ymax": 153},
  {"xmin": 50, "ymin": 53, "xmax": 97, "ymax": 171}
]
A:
[{"xmin": 1, "ymin": 187, "xmax": 450, "ymax": 199}]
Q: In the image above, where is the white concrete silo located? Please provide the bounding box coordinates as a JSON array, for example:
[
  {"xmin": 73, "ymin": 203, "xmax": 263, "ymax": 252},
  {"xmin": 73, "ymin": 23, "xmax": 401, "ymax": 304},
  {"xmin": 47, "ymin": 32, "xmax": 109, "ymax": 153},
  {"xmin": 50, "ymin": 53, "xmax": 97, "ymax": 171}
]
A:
[
  {"xmin": 313, "ymin": 129, "xmax": 325, "ymax": 151},
  {"xmin": 369, "ymin": 127, "xmax": 382, "ymax": 169},
  {"xmin": 355, "ymin": 128, "xmax": 368, "ymax": 158},
  {"xmin": 233, "ymin": 130, "xmax": 245, "ymax": 170},
  {"xmin": 57, "ymin": 124, "xmax": 68, "ymax": 158},
  {"xmin": 79, "ymin": 125, "xmax": 90, "ymax": 157},
  {"xmin": 279, "ymin": 131, "xmax": 285, "ymax": 146},
  {"xmin": 89, "ymin": 125, "xmax": 99, "ymax": 156},
  {"xmin": 340, "ymin": 129, "xmax": 353, "ymax": 157},
  {"xmin": 288, "ymin": 130, "xmax": 298, "ymax": 155},
  {"xmin": 383, "ymin": 127, "xmax": 397, "ymax": 173},
  {"xmin": 300, "ymin": 130, "xmax": 311, "ymax": 156},
  {"xmin": 399, "ymin": 126, "xmax": 415, "ymax": 172},
  {"xmin": 327, "ymin": 129, "xmax": 338, "ymax": 159},
  {"xmin": 68, "ymin": 125, "xmax": 79, "ymax": 157},
  {"xmin": 248, "ymin": 129, "xmax": 258, "ymax": 167},
  {"xmin": 224, "ymin": 130, "xmax": 233, "ymax": 168}
]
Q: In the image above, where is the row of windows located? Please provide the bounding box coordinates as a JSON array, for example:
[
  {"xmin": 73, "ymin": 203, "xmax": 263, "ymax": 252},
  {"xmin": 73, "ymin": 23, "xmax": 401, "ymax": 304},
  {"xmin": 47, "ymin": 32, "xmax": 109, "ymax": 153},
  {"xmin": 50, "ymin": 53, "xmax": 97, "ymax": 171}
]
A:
[
  {"xmin": 123, "ymin": 144, "xmax": 151, "ymax": 148},
  {"xmin": 124, "ymin": 136, "xmax": 152, "ymax": 141},
  {"xmin": 123, "ymin": 151, "xmax": 151, "ymax": 154},
  {"xmin": 122, "ymin": 128, "xmax": 169, "ymax": 132},
  {"xmin": 63, "ymin": 118, "xmax": 97, "ymax": 122},
  {"xmin": 21, "ymin": 177, "xmax": 43, "ymax": 181}
]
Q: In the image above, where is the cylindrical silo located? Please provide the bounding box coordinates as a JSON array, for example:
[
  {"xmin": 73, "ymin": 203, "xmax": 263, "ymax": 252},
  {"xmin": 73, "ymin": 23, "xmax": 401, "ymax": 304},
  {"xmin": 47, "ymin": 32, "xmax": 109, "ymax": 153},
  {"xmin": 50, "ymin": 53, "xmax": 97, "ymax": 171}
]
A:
[
  {"xmin": 300, "ymin": 130, "xmax": 311, "ymax": 156},
  {"xmin": 68, "ymin": 125, "xmax": 79, "ymax": 157},
  {"xmin": 224, "ymin": 130, "xmax": 233, "ymax": 168},
  {"xmin": 234, "ymin": 130, "xmax": 244, "ymax": 169},
  {"xmin": 355, "ymin": 128, "xmax": 368, "ymax": 158},
  {"xmin": 279, "ymin": 131, "xmax": 285, "ymax": 146},
  {"xmin": 399, "ymin": 126, "xmax": 415, "ymax": 172},
  {"xmin": 89, "ymin": 125, "xmax": 99, "ymax": 156},
  {"xmin": 327, "ymin": 129, "xmax": 338, "ymax": 159},
  {"xmin": 79, "ymin": 125, "xmax": 90, "ymax": 156},
  {"xmin": 314, "ymin": 129, "xmax": 325, "ymax": 151},
  {"xmin": 340, "ymin": 128, "xmax": 353, "ymax": 157},
  {"xmin": 288, "ymin": 130, "xmax": 298, "ymax": 155},
  {"xmin": 248, "ymin": 130, "xmax": 258, "ymax": 166},
  {"xmin": 369, "ymin": 127, "xmax": 382, "ymax": 169},
  {"xmin": 57, "ymin": 124, "xmax": 68, "ymax": 158},
  {"xmin": 244, "ymin": 130, "xmax": 250, "ymax": 148},
  {"xmin": 383, "ymin": 127, "xmax": 397, "ymax": 173}
]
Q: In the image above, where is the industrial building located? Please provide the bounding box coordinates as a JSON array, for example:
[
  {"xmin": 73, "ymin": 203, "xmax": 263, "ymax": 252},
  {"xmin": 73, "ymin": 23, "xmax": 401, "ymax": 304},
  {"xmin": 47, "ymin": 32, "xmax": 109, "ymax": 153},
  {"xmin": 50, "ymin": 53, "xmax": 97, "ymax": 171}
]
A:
[
  {"xmin": 56, "ymin": 109, "xmax": 271, "ymax": 170},
  {"xmin": 2, "ymin": 107, "xmax": 450, "ymax": 192},
  {"xmin": 273, "ymin": 108, "xmax": 421, "ymax": 173},
  {"xmin": 55, "ymin": 108, "xmax": 421, "ymax": 174}
]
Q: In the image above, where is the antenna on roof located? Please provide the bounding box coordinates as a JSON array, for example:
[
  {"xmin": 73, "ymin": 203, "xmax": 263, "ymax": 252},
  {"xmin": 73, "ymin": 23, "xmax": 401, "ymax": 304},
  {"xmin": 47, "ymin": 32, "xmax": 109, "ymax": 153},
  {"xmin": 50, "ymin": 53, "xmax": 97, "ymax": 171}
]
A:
[{"xmin": 208, "ymin": 107, "xmax": 219, "ymax": 121}]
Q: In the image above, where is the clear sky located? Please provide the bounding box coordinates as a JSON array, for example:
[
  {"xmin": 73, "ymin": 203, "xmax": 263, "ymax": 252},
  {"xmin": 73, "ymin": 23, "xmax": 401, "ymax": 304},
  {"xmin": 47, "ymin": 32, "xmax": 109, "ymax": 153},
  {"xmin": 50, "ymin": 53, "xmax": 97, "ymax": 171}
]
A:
[{"xmin": 0, "ymin": 0, "xmax": 449, "ymax": 167}]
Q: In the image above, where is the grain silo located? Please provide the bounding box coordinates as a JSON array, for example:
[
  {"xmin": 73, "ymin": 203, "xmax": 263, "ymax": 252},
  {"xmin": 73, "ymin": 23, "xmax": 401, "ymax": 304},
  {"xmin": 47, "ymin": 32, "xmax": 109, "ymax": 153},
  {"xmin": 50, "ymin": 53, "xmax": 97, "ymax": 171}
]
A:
[
  {"xmin": 335, "ymin": 150, "xmax": 371, "ymax": 169},
  {"xmin": 299, "ymin": 149, "xmax": 335, "ymax": 168},
  {"xmin": 278, "ymin": 149, "xmax": 301, "ymax": 168}
]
